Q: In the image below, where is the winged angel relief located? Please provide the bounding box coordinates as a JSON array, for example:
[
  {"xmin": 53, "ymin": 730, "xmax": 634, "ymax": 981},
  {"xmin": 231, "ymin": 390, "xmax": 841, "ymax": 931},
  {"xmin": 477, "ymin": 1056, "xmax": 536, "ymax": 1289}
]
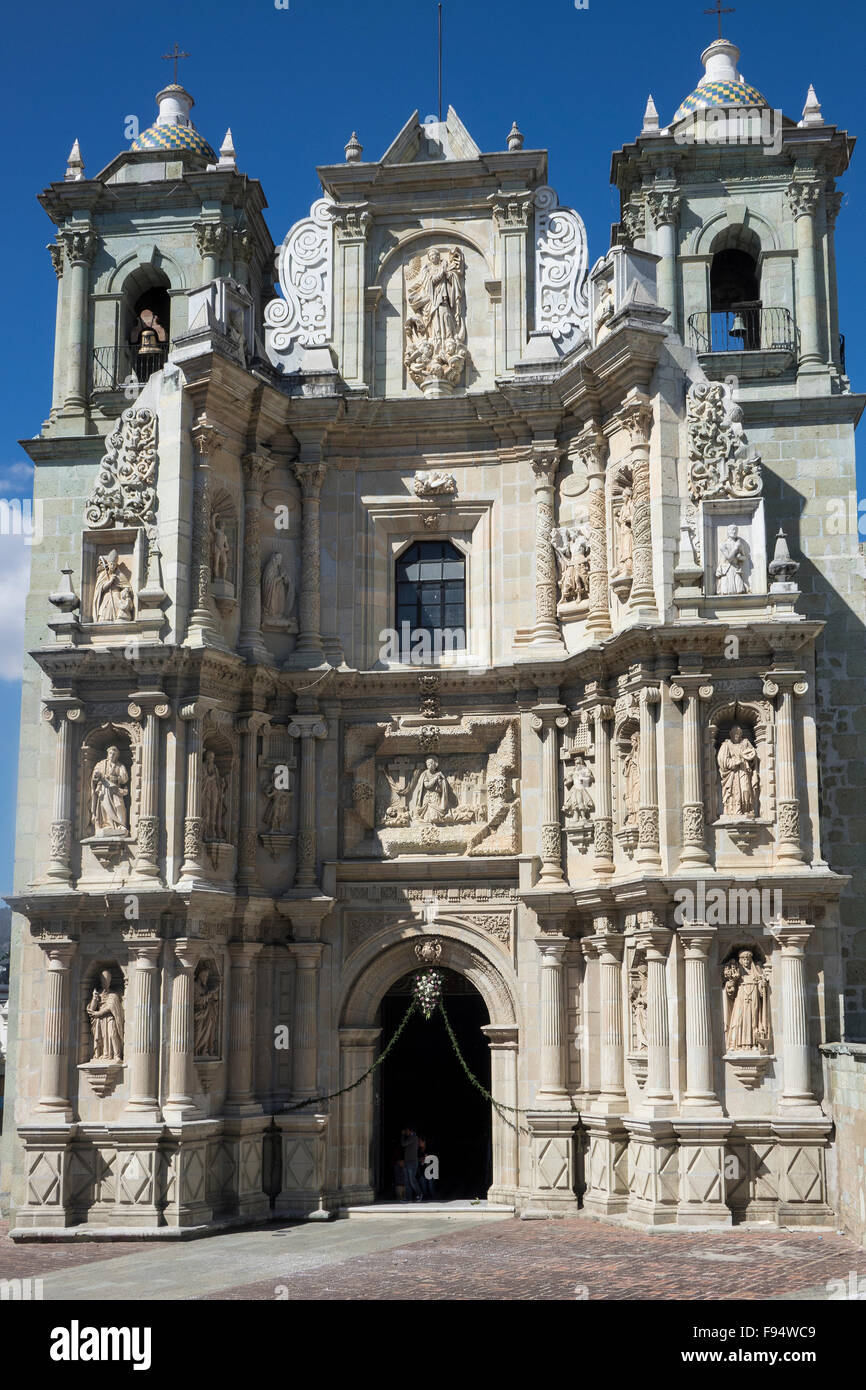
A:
[{"xmin": 404, "ymin": 247, "xmax": 469, "ymax": 389}]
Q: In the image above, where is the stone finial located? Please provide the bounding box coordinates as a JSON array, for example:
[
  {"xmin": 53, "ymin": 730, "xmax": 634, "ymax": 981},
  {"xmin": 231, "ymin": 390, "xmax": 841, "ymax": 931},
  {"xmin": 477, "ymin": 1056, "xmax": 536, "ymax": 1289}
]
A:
[
  {"xmin": 49, "ymin": 566, "xmax": 80, "ymax": 614},
  {"xmin": 768, "ymin": 527, "xmax": 800, "ymax": 590},
  {"xmin": 641, "ymin": 95, "xmax": 660, "ymax": 135},
  {"xmin": 64, "ymin": 139, "xmax": 85, "ymax": 182},
  {"xmin": 507, "ymin": 121, "xmax": 524, "ymax": 152},
  {"xmin": 798, "ymin": 84, "xmax": 825, "ymax": 128},
  {"xmin": 345, "ymin": 131, "xmax": 363, "ymax": 163},
  {"xmin": 218, "ymin": 129, "xmax": 237, "ymax": 169}
]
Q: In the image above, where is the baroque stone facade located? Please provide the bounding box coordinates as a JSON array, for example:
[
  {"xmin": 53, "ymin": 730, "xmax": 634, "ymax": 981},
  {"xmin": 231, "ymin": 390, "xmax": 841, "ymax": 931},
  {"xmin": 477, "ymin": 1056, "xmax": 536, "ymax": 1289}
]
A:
[{"xmin": 1, "ymin": 36, "xmax": 863, "ymax": 1236}]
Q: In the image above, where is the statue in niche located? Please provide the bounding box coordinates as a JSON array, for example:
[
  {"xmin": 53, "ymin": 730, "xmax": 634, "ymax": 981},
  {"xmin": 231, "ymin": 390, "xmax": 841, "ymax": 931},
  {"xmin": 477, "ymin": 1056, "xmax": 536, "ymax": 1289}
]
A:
[
  {"xmin": 194, "ymin": 965, "xmax": 221, "ymax": 1058},
  {"xmin": 564, "ymin": 754, "xmax": 594, "ymax": 820},
  {"xmin": 211, "ymin": 514, "xmax": 231, "ymax": 581},
  {"xmin": 717, "ymin": 724, "xmax": 759, "ymax": 818},
  {"xmin": 724, "ymin": 949, "xmax": 769, "ymax": 1052},
  {"xmin": 90, "ymin": 745, "xmax": 130, "ymax": 836},
  {"xmin": 87, "ymin": 969, "xmax": 124, "ymax": 1063},
  {"xmin": 263, "ymin": 778, "xmax": 292, "ymax": 833},
  {"xmin": 404, "ymin": 247, "xmax": 468, "ymax": 389},
  {"xmin": 630, "ymin": 962, "xmax": 648, "ymax": 1052},
  {"xmin": 409, "ymin": 756, "xmax": 455, "ymax": 824},
  {"xmin": 202, "ymin": 749, "xmax": 228, "ymax": 841},
  {"xmin": 261, "ymin": 550, "xmax": 298, "ymax": 628},
  {"xmin": 594, "ymin": 278, "xmax": 615, "ymax": 341},
  {"xmin": 551, "ymin": 525, "xmax": 590, "ymax": 603},
  {"xmin": 92, "ymin": 549, "xmax": 135, "ymax": 623},
  {"xmin": 715, "ymin": 525, "xmax": 750, "ymax": 595},
  {"xmin": 622, "ymin": 732, "xmax": 640, "ymax": 826},
  {"xmin": 614, "ymin": 488, "xmax": 634, "ymax": 575}
]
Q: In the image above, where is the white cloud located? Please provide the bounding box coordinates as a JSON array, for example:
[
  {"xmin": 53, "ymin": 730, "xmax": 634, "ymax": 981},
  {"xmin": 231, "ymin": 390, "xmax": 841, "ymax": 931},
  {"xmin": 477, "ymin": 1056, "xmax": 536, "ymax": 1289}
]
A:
[
  {"xmin": 0, "ymin": 533, "xmax": 31, "ymax": 680},
  {"xmin": 0, "ymin": 460, "xmax": 35, "ymax": 490}
]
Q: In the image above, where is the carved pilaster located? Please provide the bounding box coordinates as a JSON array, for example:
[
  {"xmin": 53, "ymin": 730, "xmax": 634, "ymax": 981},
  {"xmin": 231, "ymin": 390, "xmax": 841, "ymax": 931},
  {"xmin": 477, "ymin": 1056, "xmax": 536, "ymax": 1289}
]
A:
[
  {"xmin": 226, "ymin": 942, "xmax": 264, "ymax": 1112},
  {"xmin": 592, "ymin": 701, "xmax": 615, "ymax": 875},
  {"xmin": 124, "ymin": 940, "xmax": 161, "ymax": 1115},
  {"xmin": 60, "ymin": 226, "xmax": 98, "ymax": 413},
  {"xmin": 238, "ymin": 451, "xmax": 273, "ymax": 660},
  {"xmin": 763, "ymin": 674, "xmax": 807, "ymax": 864},
  {"xmin": 292, "ymin": 458, "xmax": 328, "ymax": 664},
  {"xmin": 528, "ymin": 445, "xmax": 564, "ymax": 645},
  {"xmin": 637, "ymin": 685, "xmax": 662, "ymax": 868},
  {"xmin": 670, "ymin": 678, "xmax": 713, "ymax": 868},
  {"xmin": 237, "ymin": 712, "xmax": 270, "ymax": 887},
  {"xmin": 37, "ymin": 940, "xmax": 77, "ymax": 1118},
  {"xmin": 288, "ymin": 715, "xmax": 328, "ymax": 889},
  {"xmin": 43, "ymin": 701, "xmax": 83, "ymax": 884},
  {"xmin": 530, "ymin": 703, "xmax": 569, "ymax": 885},
  {"xmin": 165, "ymin": 939, "xmax": 204, "ymax": 1118},
  {"xmin": 195, "ymin": 218, "xmax": 230, "ymax": 283},
  {"xmin": 619, "ymin": 391, "xmax": 656, "ymax": 617},
  {"xmin": 185, "ymin": 417, "xmax": 225, "ymax": 647},
  {"xmin": 577, "ymin": 425, "xmax": 611, "ymax": 637},
  {"xmin": 127, "ymin": 695, "xmax": 170, "ymax": 880}
]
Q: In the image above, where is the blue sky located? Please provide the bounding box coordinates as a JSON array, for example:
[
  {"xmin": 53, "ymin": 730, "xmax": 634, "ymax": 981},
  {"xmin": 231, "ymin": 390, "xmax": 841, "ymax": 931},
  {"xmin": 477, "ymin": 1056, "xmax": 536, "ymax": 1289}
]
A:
[{"xmin": 1, "ymin": 0, "xmax": 864, "ymax": 891}]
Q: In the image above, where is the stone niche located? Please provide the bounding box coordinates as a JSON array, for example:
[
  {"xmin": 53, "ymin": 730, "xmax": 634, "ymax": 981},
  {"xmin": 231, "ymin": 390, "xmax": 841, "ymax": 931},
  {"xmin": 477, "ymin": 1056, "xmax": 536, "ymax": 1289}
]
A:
[
  {"xmin": 78, "ymin": 721, "xmax": 141, "ymax": 876},
  {"xmin": 342, "ymin": 716, "xmax": 520, "ymax": 858},
  {"xmin": 82, "ymin": 529, "xmax": 144, "ymax": 638}
]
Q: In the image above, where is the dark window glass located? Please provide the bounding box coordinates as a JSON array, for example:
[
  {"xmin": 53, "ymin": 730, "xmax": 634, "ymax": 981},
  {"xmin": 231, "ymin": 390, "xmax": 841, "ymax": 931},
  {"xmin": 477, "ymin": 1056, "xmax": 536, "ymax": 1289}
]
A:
[{"xmin": 394, "ymin": 540, "xmax": 466, "ymax": 658}]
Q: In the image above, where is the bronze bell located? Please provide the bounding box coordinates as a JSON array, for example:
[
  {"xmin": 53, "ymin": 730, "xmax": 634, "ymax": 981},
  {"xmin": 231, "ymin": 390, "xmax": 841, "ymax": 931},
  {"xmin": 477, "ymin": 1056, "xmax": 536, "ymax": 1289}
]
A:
[
  {"xmin": 138, "ymin": 327, "xmax": 161, "ymax": 356},
  {"xmin": 730, "ymin": 312, "xmax": 746, "ymax": 338}
]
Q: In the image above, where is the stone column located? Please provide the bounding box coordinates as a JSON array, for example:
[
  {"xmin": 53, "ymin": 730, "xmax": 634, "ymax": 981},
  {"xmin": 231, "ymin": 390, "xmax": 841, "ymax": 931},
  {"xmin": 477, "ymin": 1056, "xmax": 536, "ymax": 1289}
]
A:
[
  {"xmin": 528, "ymin": 444, "xmax": 564, "ymax": 645},
  {"xmin": 128, "ymin": 694, "xmax": 170, "ymax": 880},
  {"xmin": 48, "ymin": 239, "xmax": 65, "ymax": 420},
  {"xmin": 195, "ymin": 218, "xmax": 229, "ymax": 285},
  {"xmin": 530, "ymin": 702, "xmax": 569, "ymax": 885},
  {"xmin": 592, "ymin": 699, "xmax": 615, "ymax": 875},
  {"xmin": 764, "ymin": 674, "xmax": 807, "ymax": 865},
  {"xmin": 43, "ymin": 702, "xmax": 82, "ymax": 885},
  {"xmin": 124, "ymin": 941, "xmax": 161, "ymax": 1115},
  {"xmin": 787, "ymin": 179, "xmax": 823, "ymax": 369},
  {"xmin": 670, "ymin": 678, "xmax": 713, "ymax": 869},
  {"xmin": 578, "ymin": 426, "xmax": 611, "ymax": 637},
  {"xmin": 492, "ymin": 195, "xmax": 531, "ymax": 370},
  {"xmin": 535, "ymin": 936, "xmax": 570, "ymax": 1107},
  {"xmin": 636, "ymin": 920, "xmax": 674, "ymax": 1114},
  {"xmin": 178, "ymin": 702, "xmax": 209, "ymax": 883},
  {"xmin": 578, "ymin": 935, "xmax": 599, "ymax": 1104},
  {"xmin": 60, "ymin": 227, "xmax": 97, "ymax": 413},
  {"xmin": 290, "ymin": 942, "xmax": 324, "ymax": 1100},
  {"xmin": 771, "ymin": 921, "xmax": 817, "ymax": 1107},
  {"xmin": 37, "ymin": 941, "xmax": 77, "ymax": 1118},
  {"xmin": 825, "ymin": 190, "xmax": 844, "ymax": 372},
  {"xmin": 619, "ymin": 391, "xmax": 657, "ymax": 617},
  {"xmin": 482, "ymin": 1025, "xmax": 519, "ymax": 1203},
  {"xmin": 679, "ymin": 924, "xmax": 719, "ymax": 1108},
  {"xmin": 238, "ymin": 451, "xmax": 273, "ymax": 660},
  {"xmin": 226, "ymin": 942, "xmax": 263, "ymax": 1113},
  {"xmin": 637, "ymin": 684, "xmax": 662, "ymax": 869},
  {"xmin": 288, "ymin": 715, "xmax": 327, "ymax": 890},
  {"xmin": 338, "ymin": 1025, "xmax": 380, "ymax": 1201},
  {"xmin": 647, "ymin": 191, "xmax": 680, "ymax": 334},
  {"xmin": 292, "ymin": 458, "xmax": 328, "ymax": 663},
  {"xmin": 165, "ymin": 940, "xmax": 202, "ymax": 1119},
  {"xmin": 590, "ymin": 920, "xmax": 626, "ymax": 1113},
  {"xmin": 185, "ymin": 416, "xmax": 225, "ymax": 647},
  {"xmin": 236, "ymin": 712, "xmax": 270, "ymax": 889}
]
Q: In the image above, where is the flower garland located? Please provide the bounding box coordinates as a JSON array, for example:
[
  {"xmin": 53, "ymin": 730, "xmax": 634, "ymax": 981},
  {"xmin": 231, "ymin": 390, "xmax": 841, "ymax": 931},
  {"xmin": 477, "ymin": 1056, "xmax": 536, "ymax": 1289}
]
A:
[{"xmin": 413, "ymin": 967, "xmax": 445, "ymax": 1019}]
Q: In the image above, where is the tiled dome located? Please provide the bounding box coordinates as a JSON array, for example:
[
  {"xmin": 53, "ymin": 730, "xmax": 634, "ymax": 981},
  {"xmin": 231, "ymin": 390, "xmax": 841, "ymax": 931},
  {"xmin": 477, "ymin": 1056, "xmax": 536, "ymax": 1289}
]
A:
[
  {"xmin": 131, "ymin": 122, "xmax": 215, "ymax": 159},
  {"xmin": 672, "ymin": 78, "xmax": 768, "ymax": 124},
  {"xmin": 671, "ymin": 39, "xmax": 768, "ymax": 125},
  {"xmin": 130, "ymin": 85, "xmax": 215, "ymax": 161}
]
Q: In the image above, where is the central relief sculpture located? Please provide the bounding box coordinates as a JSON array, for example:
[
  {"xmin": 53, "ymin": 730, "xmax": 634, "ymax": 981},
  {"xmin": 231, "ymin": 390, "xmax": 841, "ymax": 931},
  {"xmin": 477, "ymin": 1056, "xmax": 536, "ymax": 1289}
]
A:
[{"xmin": 404, "ymin": 246, "xmax": 469, "ymax": 392}]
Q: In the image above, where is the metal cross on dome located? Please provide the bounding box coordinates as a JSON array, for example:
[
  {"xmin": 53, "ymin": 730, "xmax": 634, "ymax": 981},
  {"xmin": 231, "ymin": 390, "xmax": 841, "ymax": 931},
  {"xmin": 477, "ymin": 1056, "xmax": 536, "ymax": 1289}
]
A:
[
  {"xmin": 704, "ymin": 0, "xmax": 735, "ymax": 40},
  {"xmin": 161, "ymin": 42, "xmax": 190, "ymax": 86}
]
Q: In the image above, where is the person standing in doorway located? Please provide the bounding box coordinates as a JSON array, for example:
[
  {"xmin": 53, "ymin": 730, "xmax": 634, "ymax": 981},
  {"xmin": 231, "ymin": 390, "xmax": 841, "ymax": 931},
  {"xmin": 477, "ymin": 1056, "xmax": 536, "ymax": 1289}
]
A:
[{"xmin": 401, "ymin": 1125, "xmax": 423, "ymax": 1202}]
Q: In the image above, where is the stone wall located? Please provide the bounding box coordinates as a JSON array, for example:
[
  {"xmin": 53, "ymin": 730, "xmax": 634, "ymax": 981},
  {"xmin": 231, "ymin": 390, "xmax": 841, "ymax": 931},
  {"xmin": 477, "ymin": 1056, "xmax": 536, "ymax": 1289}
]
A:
[{"xmin": 821, "ymin": 1042, "xmax": 866, "ymax": 1246}]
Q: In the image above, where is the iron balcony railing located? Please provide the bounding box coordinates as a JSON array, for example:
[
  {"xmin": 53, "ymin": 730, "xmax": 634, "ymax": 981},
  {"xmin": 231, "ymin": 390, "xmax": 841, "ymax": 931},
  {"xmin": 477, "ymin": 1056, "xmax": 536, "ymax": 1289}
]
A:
[
  {"xmin": 91, "ymin": 343, "xmax": 168, "ymax": 394},
  {"xmin": 688, "ymin": 307, "xmax": 797, "ymax": 355}
]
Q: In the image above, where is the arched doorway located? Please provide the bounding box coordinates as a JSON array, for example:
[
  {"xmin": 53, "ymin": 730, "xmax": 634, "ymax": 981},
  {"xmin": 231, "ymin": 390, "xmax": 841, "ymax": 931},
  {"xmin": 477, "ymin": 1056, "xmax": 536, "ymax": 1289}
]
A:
[
  {"xmin": 377, "ymin": 968, "xmax": 491, "ymax": 1200},
  {"xmin": 338, "ymin": 929, "xmax": 519, "ymax": 1209}
]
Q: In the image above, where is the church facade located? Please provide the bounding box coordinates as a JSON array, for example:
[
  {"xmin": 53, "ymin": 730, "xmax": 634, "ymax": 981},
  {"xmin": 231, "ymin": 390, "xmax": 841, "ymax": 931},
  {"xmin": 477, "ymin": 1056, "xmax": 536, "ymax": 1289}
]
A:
[{"xmin": 2, "ymin": 34, "xmax": 864, "ymax": 1235}]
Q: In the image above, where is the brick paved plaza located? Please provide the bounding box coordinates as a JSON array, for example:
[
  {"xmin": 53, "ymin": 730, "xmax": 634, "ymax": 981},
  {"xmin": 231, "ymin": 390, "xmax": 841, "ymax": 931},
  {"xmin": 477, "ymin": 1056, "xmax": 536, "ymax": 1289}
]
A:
[{"xmin": 3, "ymin": 1214, "xmax": 866, "ymax": 1302}]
